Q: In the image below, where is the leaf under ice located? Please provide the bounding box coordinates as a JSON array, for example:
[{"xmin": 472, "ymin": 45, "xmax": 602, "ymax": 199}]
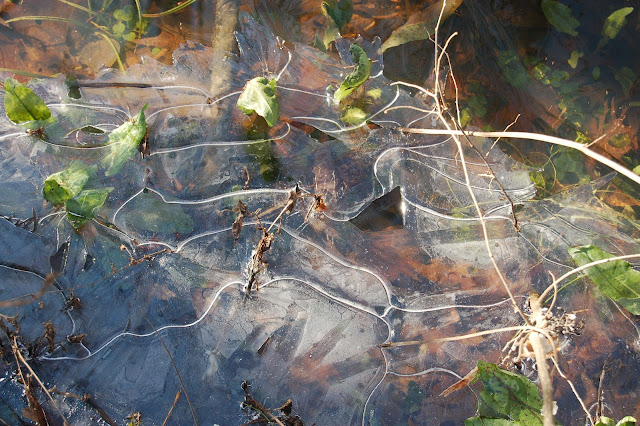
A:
[
  {"xmin": 468, "ymin": 361, "xmax": 543, "ymax": 425},
  {"xmin": 569, "ymin": 244, "xmax": 640, "ymax": 315},
  {"xmin": 101, "ymin": 104, "xmax": 148, "ymax": 176},
  {"xmin": 237, "ymin": 77, "xmax": 280, "ymax": 126},
  {"xmin": 3, "ymin": 77, "xmax": 52, "ymax": 124},
  {"xmin": 43, "ymin": 162, "xmax": 97, "ymax": 206},
  {"xmin": 65, "ymin": 187, "xmax": 112, "ymax": 229}
]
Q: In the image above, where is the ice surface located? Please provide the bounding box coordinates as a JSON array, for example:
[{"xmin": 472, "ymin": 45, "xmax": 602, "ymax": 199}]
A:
[{"xmin": 0, "ymin": 15, "xmax": 639, "ymax": 426}]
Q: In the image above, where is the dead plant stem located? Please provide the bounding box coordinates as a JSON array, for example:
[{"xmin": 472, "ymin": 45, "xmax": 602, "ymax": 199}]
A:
[
  {"xmin": 529, "ymin": 295, "xmax": 555, "ymax": 426},
  {"xmin": 13, "ymin": 337, "xmax": 70, "ymax": 425},
  {"xmin": 430, "ymin": 2, "xmax": 553, "ymax": 422},
  {"xmin": 145, "ymin": 317, "xmax": 199, "ymax": 426},
  {"xmin": 399, "ymin": 128, "xmax": 640, "ymax": 187},
  {"xmin": 162, "ymin": 389, "xmax": 182, "ymax": 426}
]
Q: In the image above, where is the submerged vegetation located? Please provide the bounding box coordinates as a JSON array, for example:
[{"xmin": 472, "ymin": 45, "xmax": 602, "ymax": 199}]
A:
[{"xmin": 0, "ymin": 0, "xmax": 639, "ymax": 425}]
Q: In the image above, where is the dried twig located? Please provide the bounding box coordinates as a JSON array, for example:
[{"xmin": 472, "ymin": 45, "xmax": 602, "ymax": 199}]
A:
[
  {"xmin": 12, "ymin": 337, "xmax": 70, "ymax": 425},
  {"xmin": 241, "ymin": 381, "xmax": 292, "ymax": 426},
  {"xmin": 49, "ymin": 387, "xmax": 118, "ymax": 426},
  {"xmin": 162, "ymin": 389, "xmax": 182, "ymax": 426},
  {"xmin": 407, "ymin": 3, "xmax": 592, "ymax": 423},
  {"xmin": 400, "ymin": 126, "xmax": 640, "ymax": 187},
  {"xmin": 144, "ymin": 316, "xmax": 199, "ymax": 426},
  {"xmin": 13, "ymin": 355, "xmax": 47, "ymax": 425},
  {"xmin": 0, "ymin": 271, "xmax": 59, "ymax": 309},
  {"xmin": 1, "ymin": 208, "xmax": 38, "ymax": 232},
  {"xmin": 243, "ymin": 185, "xmax": 325, "ymax": 293}
]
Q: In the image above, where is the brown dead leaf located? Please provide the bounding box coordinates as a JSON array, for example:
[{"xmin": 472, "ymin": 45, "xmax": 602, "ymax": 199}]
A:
[{"xmin": 440, "ymin": 366, "xmax": 478, "ymax": 397}]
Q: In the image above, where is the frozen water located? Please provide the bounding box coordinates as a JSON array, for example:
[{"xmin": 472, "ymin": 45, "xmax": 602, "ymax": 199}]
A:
[{"xmin": 0, "ymin": 15, "xmax": 639, "ymax": 425}]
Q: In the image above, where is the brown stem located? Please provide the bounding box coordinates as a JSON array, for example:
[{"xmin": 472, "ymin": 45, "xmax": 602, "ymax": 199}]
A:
[
  {"xmin": 13, "ymin": 337, "xmax": 70, "ymax": 425},
  {"xmin": 529, "ymin": 295, "xmax": 555, "ymax": 426},
  {"xmin": 210, "ymin": 0, "xmax": 239, "ymax": 96}
]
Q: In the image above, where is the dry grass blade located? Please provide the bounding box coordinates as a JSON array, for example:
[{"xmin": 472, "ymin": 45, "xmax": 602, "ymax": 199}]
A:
[
  {"xmin": 12, "ymin": 337, "xmax": 70, "ymax": 425},
  {"xmin": 162, "ymin": 389, "xmax": 182, "ymax": 426},
  {"xmin": 144, "ymin": 317, "xmax": 199, "ymax": 426},
  {"xmin": 0, "ymin": 271, "xmax": 59, "ymax": 309},
  {"xmin": 440, "ymin": 366, "xmax": 478, "ymax": 397}
]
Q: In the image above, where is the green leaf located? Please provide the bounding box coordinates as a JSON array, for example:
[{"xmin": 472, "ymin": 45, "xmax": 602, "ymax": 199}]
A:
[
  {"xmin": 465, "ymin": 418, "xmax": 514, "ymax": 426},
  {"xmin": 609, "ymin": 133, "xmax": 631, "ymax": 148},
  {"xmin": 113, "ymin": 5, "xmax": 136, "ymax": 22},
  {"xmin": 549, "ymin": 70, "xmax": 570, "ymax": 87},
  {"xmin": 113, "ymin": 8, "xmax": 127, "ymax": 21},
  {"xmin": 112, "ymin": 22, "xmax": 126, "ymax": 35},
  {"xmin": 592, "ymin": 66, "xmax": 601, "ymax": 81},
  {"xmin": 122, "ymin": 32, "xmax": 137, "ymax": 42},
  {"xmin": 541, "ymin": 0, "xmax": 580, "ymax": 36},
  {"xmin": 596, "ymin": 416, "xmax": 637, "ymax": 426},
  {"xmin": 334, "ymin": 43, "xmax": 371, "ymax": 102},
  {"xmin": 320, "ymin": 26, "xmax": 340, "ymax": 50},
  {"xmin": 614, "ymin": 66, "xmax": 637, "ymax": 95},
  {"xmin": 341, "ymin": 106, "xmax": 367, "ymax": 125},
  {"xmin": 568, "ymin": 50, "xmax": 583, "ymax": 69},
  {"xmin": 381, "ymin": 0, "xmax": 463, "ymax": 51},
  {"xmin": 366, "ymin": 88, "xmax": 382, "ymax": 99},
  {"xmin": 602, "ymin": 8, "xmax": 634, "ymax": 40},
  {"xmin": 470, "ymin": 361, "xmax": 544, "ymax": 425},
  {"xmin": 533, "ymin": 63, "xmax": 551, "ymax": 83},
  {"xmin": 382, "ymin": 21, "xmax": 433, "ymax": 51},
  {"xmin": 460, "ymin": 108, "xmax": 472, "ymax": 127},
  {"xmin": 3, "ymin": 77, "xmax": 52, "ymax": 123},
  {"xmin": 497, "ymin": 50, "xmax": 529, "ymax": 89},
  {"xmin": 65, "ymin": 188, "xmax": 112, "ymax": 229},
  {"xmin": 236, "ymin": 77, "xmax": 280, "ymax": 127},
  {"xmin": 616, "ymin": 416, "xmax": 637, "ymax": 426},
  {"xmin": 43, "ymin": 162, "xmax": 97, "ymax": 206},
  {"xmin": 101, "ymin": 104, "xmax": 148, "ymax": 176},
  {"xmin": 569, "ymin": 245, "xmax": 640, "ymax": 315},
  {"xmin": 321, "ymin": 0, "xmax": 352, "ymax": 32}
]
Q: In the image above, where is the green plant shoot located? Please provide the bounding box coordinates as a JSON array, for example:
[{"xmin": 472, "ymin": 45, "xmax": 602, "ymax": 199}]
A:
[
  {"xmin": 334, "ymin": 43, "xmax": 371, "ymax": 102},
  {"xmin": 43, "ymin": 163, "xmax": 97, "ymax": 206},
  {"xmin": 101, "ymin": 104, "xmax": 148, "ymax": 176},
  {"xmin": 237, "ymin": 77, "xmax": 280, "ymax": 127}
]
